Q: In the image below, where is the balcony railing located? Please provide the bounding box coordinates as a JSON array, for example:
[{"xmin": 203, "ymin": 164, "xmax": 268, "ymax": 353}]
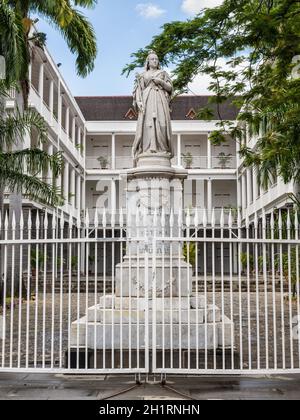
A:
[
  {"xmin": 86, "ymin": 156, "xmax": 134, "ymax": 170},
  {"xmin": 86, "ymin": 155, "xmax": 237, "ymax": 170}
]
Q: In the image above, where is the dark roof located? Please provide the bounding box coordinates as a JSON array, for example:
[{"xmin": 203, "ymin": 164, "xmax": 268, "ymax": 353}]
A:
[{"xmin": 75, "ymin": 95, "xmax": 239, "ymax": 121}]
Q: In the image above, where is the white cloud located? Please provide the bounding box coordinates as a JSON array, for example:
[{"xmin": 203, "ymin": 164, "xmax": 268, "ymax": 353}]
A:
[
  {"xmin": 182, "ymin": 0, "xmax": 224, "ymax": 15},
  {"xmin": 136, "ymin": 3, "xmax": 166, "ymax": 19},
  {"xmin": 185, "ymin": 58, "xmax": 249, "ymax": 95}
]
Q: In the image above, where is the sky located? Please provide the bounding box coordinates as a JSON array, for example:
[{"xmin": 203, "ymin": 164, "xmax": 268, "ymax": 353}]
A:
[{"xmin": 37, "ymin": 0, "xmax": 224, "ymax": 96}]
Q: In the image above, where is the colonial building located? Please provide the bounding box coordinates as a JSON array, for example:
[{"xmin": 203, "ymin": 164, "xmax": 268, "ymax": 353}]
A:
[{"xmin": 3, "ymin": 45, "xmax": 299, "ymax": 274}]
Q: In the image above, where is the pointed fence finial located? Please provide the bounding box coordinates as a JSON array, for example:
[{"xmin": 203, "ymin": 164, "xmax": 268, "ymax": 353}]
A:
[
  {"xmin": 203, "ymin": 209, "xmax": 207, "ymax": 228},
  {"xmin": 102, "ymin": 208, "xmax": 107, "ymax": 228},
  {"xmin": 211, "ymin": 208, "xmax": 215, "ymax": 228},
  {"xmin": 77, "ymin": 209, "xmax": 81, "ymax": 230},
  {"xmin": 11, "ymin": 211, "xmax": 16, "ymax": 231},
  {"xmin": 94, "ymin": 209, "xmax": 99, "ymax": 229},
  {"xmin": 228, "ymin": 209, "xmax": 233, "ymax": 229},
  {"xmin": 20, "ymin": 211, "xmax": 24, "ymax": 231},
  {"xmin": 28, "ymin": 210, "xmax": 32, "ymax": 231},
  {"xmin": 119, "ymin": 208, "xmax": 124, "ymax": 229},
  {"xmin": 186, "ymin": 208, "xmax": 191, "ymax": 228},
  {"xmin": 170, "ymin": 209, "xmax": 174, "ymax": 228},
  {"xmin": 220, "ymin": 208, "xmax": 224, "ymax": 229},
  {"xmin": 85, "ymin": 209, "xmax": 90, "ymax": 228},
  {"xmin": 194, "ymin": 208, "xmax": 199, "ymax": 228},
  {"xmin": 36, "ymin": 211, "xmax": 40, "ymax": 231}
]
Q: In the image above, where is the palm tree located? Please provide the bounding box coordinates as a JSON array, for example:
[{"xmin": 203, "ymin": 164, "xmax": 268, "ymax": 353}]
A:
[
  {"xmin": 0, "ymin": 0, "xmax": 97, "ymax": 224},
  {"xmin": 0, "ymin": 83, "xmax": 63, "ymax": 207},
  {"xmin": 0, "ymin": 0, "xmax": 27, "ymax": 87},
  {"xmin": 4, "ymin": 0, "xmax": 98, "ymax": 108}
]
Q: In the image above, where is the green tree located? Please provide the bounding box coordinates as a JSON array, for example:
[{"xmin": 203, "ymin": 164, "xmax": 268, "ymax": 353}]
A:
[
  {"xmin": 123, "ymin": 0, "xmax": 300, "ymax": 188},
  {"xmin": 1, "ymin": 0, "xmax": 97, "ymax": 108},
  {"xmin": 0, "ymin": 0, "xmax": 97, "ymax": 208},
  {"xmin": 0, "ymin": 87, "xmax": 63, "ymax": 206}
]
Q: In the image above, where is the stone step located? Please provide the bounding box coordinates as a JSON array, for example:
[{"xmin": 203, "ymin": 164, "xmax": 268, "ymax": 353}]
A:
[
  {"xmin": 99, "ymin": 295, "xmax": 206, "ymax": 311},
  {"xmin": 70, "ymin": 316, "xmax": 233, "ymax": 350},
  {"xmin": 87, "ymin": 305, "xmax": 221, "ymax": 324}
]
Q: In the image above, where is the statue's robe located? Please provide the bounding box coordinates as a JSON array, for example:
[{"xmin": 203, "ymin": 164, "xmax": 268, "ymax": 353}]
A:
[{"xmin": 133, "ymin": 70, "xmax": 174, "ymax": 161}]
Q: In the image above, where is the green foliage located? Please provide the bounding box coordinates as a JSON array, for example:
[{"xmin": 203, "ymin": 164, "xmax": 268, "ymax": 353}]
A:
[
  {"xmin": 218, "ymin": 152, "xmax": 232, "ymax": 168},
  {"xmin": 183, "ymin": 242, "xmax": 196, "ymax": 268},
  {"xmin": 0, "ymin": 97, "xmax": 64, "ymax": 206},
  {"xmin": 275, "ymin": 248, "xmax": 300, "ymax": 298},
  {"xmin": 97, "ymin": 156, "xmax": 108, "ymax": 169},
  {"xmin": 181, "ymin": 152, "xmax": 193, "ymax": 168},
  {"xmin": 240, "ymin": 252, "xmax": 254, "ymax": 273},
  {"xmin": 0, "ymin": 0, "xmax": 97, "ymax": 105},
  {"xmin": 31, "ymin": 248, "xmax": 46, "ymax": 267},
  {"xmin": 123, "ymin": 0, "xmax": 300, "ymax": 186},
  {"xmin": 71, "ymin": 255, "xmax": 78, "ymax": 270}
]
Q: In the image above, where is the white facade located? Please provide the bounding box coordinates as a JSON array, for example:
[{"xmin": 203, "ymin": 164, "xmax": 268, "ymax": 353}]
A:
[
  {"xmin": 238, "ymin": 131, "xmax": 299, "ymax": 221},
  {"xmin": 4, "ymin": 45, "xmax": 299, "ymax": 223},
  {"xmin": 85, "ymin": 123, "xmax": 237, "ymax": 222},
  {"xmin": 5, "ymin": 46, "xmax": 86, "ymax": 221}
]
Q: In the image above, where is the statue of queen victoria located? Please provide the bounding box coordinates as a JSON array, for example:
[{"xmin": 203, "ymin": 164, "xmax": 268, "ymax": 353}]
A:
[{"xmin": 132, "ymin": 51, "xmax": 174, "ymax": 165}]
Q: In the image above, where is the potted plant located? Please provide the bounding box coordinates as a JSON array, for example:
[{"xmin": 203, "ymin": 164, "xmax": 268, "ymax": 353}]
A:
[
  {"xmin": 31, "ymin": 249, "xmax": 46, "ymax": 276},
  {"xmin": 218, "ymin": 152, "xmax": 233, "ymax": 169},
  {"xmin": 68, "ymin": 192, "xmax": 75, "ymax": 203},
  {"xmin": 183, "ymin": 242, "xmax": 197, "ymax": 274},
  {"xmin": 97, "ymin": 156, "xmax": 109, "ymax": 169},
  {"xmin": 71, "ymin": 256, "xmax": 78, "ymax": 275},
  {"xmin": 75, "ymin": 143, "xmax": 84, "ymax": 154},
  {"xmin": 240, "ymin": 252, "xmax": 254, "ymax": 275},
  {"xmin": 182, "ymin": 152, "xmax": 193, "ymax": 169}
]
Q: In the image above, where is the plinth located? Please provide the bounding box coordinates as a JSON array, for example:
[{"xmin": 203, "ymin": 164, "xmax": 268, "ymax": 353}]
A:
[{"xmin": 69, "ymin": 153, "xmax": 234, "ymax": 367}]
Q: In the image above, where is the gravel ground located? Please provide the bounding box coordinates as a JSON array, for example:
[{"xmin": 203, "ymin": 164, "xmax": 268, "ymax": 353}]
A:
[{"xmin": 0, "ymin": 288, "xmax": 299, "ymax": 372}]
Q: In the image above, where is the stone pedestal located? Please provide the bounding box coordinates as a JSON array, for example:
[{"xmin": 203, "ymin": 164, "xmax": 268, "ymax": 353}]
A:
[{"xmin": 70, "ymin": 154, "xmax": 234, "ymax": 361}]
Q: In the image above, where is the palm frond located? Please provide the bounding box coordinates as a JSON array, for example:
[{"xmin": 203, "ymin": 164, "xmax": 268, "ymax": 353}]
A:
[
  {"xmin": 0, "ymin": 167, "xmax": 63, "ymax": 207},
  {"xmin": 0, "ymin": 148, "xmax": 63, "ymax": 178},
  {"xmin": 73, "ymin": 0, "xmax": 97, "ymax": 7},
  {"xmin": 0, "ymin": 1, "xmax": 28, "ymax": 83},
  {"xmin": 0, "ymin": 108, "xmax": 48, "ymax": 149},
  {"xmin": 30, "ymin": 1, "xmax": 97, "ymax": 77}
]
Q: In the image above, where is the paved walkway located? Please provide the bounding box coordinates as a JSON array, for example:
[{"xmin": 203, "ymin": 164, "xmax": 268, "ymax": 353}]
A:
[{"xmin": 0, "ymin": 373, "xmax": 300, "ymax": 400}]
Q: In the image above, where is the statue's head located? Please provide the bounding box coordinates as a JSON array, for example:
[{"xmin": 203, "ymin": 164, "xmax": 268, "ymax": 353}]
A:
[{"xmin": 145, "ymin": 51, "xmax": 161, "ymax": 71}]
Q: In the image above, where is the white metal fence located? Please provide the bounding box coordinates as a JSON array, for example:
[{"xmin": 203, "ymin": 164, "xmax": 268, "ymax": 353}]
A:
[{"xmin": 0, "ymin": 208, "xmax": 299, "ymax": 375}]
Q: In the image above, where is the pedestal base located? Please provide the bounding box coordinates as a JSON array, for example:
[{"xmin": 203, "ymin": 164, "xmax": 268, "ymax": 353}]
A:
[
  {"xmin": 115, "ymin": 257, "xmax": 193, "ymax": 297},
  {"xmin": 70, "ymin": 294, "xmax": 234, "ymax": 351}
]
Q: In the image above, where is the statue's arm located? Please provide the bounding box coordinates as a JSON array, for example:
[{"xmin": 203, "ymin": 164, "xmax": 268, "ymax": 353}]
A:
[
  {"xmin": 133, "ymin": 74, "xmax": 144, "ymax": 113},
  {"xmin": 153, "ymin": 72, "xmax": 173, "ymax": 94}
]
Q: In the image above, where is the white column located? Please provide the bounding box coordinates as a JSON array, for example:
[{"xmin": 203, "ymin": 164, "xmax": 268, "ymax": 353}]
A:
[
  {"xmin": 49, "ymin": 80, "xmax": 54, "ymax": 116},
  {"xmin": 63, "ymin": 161, "xmax": 69, "ymax": 206},
  {"xmin": 111, "ymin": 179, "xmax": 117, "ymax": 214},
  {"xmin": 207, "ymin": 134, "xmax": 212, "ymax": 169},
  {"xmin": 237, "ymin": 175, "xmax": 242, "ymax": 209},
  {"xmin": 82, "ymin": 178, "xmax": 86, "ymax": 214},
  {"xmin": 207, "ymin": 179, "xmax": 212, "ymax": 219},
  {"xmin": 242, "ymin": 173, "xmax": 247, "ymax": 212},
  {"xmin": 65, "ymin": 107, "xmax": 70, "ymax": 137},
  {"xmin": 177, "ymin": 134, "xmax": 182, "ymax": 167},
  {"xmin": 47, "ymin": 143, "xmax": 53, "ymax": 185},
  {"xmin": 77, "ymin": 127, "xmax": 81, "ymax": 150},
  {"xmin": 111, "ymin": 133, "xmax": 116, "ymax": 170},
  {"xmin": 72, "ymin": 117, "xmax": 76, "ymax": 143},
  {"xmin": 253, "ymin": 167, "xmax": 258, "ymax": 201},
  {"xmin": 70, "ymin": 168, "xmax": 76, "ymax": 207},
  {"xmin": 246, "ymin": 168, "xmax": 252, "ymax": 206},
  {"xmin": 38, "ymin": 62, "xmax": 44, "ymax": 109},
  {"xmin": 58, "ymin": 84, "xmax": 62, "ymax": 132},
  {"xmin": 76, "ymin": 174, "xmax": 81, "ymax": 211}
]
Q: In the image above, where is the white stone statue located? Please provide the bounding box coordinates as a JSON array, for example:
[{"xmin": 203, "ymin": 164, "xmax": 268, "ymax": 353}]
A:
[{"xmin": 132, "ymin": 51, "xmax": 174, "ymax": 164}]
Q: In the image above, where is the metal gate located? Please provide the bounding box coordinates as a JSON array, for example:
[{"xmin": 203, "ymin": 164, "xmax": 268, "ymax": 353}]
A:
[{"xmin": 0, "ymin": 208, "xmax": 300, "ymax": 375}]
